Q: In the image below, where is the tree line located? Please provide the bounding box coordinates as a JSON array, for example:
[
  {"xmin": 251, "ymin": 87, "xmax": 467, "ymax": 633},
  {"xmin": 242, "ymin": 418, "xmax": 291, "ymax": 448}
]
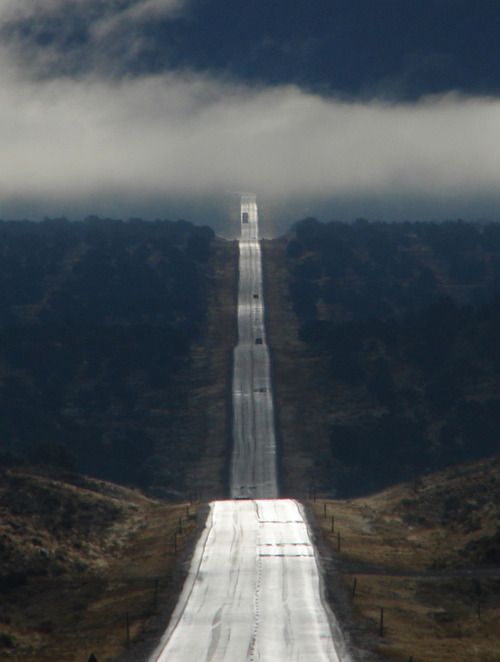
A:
[
  {"xmin": 285, "ymin": 218, "xmax": 500, "ymax": 496},
  {"xmin": 0, "ymin": 217, "xmax": 215, "ymax": 494}
]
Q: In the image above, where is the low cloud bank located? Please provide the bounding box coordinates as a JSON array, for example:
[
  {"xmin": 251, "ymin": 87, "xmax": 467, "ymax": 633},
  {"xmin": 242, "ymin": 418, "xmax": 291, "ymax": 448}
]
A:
[{"xmin": 1, "ymin": 45, "xmax": 500, "ymax": 229}]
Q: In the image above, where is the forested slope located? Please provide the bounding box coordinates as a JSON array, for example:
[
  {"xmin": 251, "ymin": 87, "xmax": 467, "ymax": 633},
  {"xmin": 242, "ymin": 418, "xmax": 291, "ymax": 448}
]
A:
[
  {"xmin": 0, "ymin": 218, "xmax": 236, "ymax": 496},
  {"xmin": 264, "ymin": 219, "xmax": 500, "ymax": 496}
]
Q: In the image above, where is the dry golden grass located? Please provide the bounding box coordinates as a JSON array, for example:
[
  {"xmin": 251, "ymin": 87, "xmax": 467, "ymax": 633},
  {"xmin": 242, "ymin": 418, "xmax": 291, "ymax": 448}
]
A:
[
  {"xmin": 0, "ymin": 470, "xmax": 200, "ymax": 662},
  {"xmin": 309, "ymin": 462, "xmax": 500, "ymax": 662}
]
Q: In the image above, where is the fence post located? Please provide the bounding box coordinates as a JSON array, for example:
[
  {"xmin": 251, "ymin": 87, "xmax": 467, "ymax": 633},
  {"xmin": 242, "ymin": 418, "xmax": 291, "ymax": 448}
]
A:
[
  {"xmin": 126, "ymin": 612, "xmax": 130, "ymax": 647},
  {"xmin": 475, "ymin": 580, "xmax": 482, "ymax": 620},
  {"xmin": 379, "ymin": 607, "xmax": 384, "ymax": 637},
  {"xmin": 154, "ymin": 578, "xmax": 159, "ymax": 609},
  {"xmin": 352, "ymin": 577, "xmax": 357, "ymax": 598}
]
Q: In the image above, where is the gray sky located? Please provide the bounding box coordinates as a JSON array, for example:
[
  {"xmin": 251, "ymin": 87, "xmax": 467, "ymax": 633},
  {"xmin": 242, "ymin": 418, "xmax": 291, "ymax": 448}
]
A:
[{"xmin": 1, "ymin": 0, "xmax": 500, "ymax": 234}]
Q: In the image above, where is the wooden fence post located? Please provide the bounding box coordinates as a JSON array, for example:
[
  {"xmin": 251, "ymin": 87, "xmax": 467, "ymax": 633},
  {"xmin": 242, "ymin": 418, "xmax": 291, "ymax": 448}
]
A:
[
  {"xmin": 475, "ymin": 580, "xmax": 482, "ymax": 620},
  {"xmin": 154, "ymin": 578, "xmax": 159, "ymax": 609}
]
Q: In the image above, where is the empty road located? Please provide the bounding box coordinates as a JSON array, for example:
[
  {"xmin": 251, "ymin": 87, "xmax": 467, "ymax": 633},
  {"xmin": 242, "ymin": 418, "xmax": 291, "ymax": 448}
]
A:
[
  {"xmin": 149, "ymin": 500, "xmax": 346, "ymax": 662},
  {"xmin": 148, "ymin": 196, "xmax": 349, "ymax": 662},
  {"xmin": 231, "ymin": 194, "xmax": 278, "ymax": 499}
]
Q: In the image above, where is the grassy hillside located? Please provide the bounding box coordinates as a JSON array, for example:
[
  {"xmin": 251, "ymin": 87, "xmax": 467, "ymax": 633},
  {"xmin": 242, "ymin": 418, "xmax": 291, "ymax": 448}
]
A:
[
  {"xmin": 310, "ymin": 458, "xmax": 500, "ymax": 662},
  {"xmin": 0, "ymin": 218, "xmax": 237, "ymax": 497},
  {"xmin": 0, "ymin": 466, "xmax": 200, "ymax": 661},
  {"xmin": 263, "ymin": 219, "xmax": 500, "ymax": 497}
]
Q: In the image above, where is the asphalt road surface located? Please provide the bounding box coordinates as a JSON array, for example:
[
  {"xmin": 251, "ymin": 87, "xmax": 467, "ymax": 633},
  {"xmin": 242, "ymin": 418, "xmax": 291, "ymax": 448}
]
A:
[
  {"xmin": 230, "ymin": 194, "xmax": 278, "ymax": 499},
  {"xmin": 147, "ymin": 196, "xmax": 349, "ymax": 662},
  {"xmin": 149, "ymin": 500, "xmax": 346, "ymax": 662}
]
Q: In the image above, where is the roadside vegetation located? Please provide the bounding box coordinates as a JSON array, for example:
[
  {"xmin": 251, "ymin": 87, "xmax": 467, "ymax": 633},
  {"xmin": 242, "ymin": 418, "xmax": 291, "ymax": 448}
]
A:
[
  {"xmin": 0, "ymin": 465, "xmax": 200, "ymax": 661},
  {"xmin": 0, "ymin": 217, "xmax": 236, "ymax": 497},
  {"xmin": 310, "ymin": 458, "xmax": 500, "ymax": 662},
  {"xmin": 263, "ymin": 218, "xmax": 500, "ymax": 496}
]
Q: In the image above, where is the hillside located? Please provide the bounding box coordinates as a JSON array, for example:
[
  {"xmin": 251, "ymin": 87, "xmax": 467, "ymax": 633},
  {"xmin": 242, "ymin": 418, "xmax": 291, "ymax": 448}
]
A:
[
  {"xmin": 262, "ymin": 219, "xmax": 500, "ymax": 497},
  {"xmin": 310, "ymin": 457, "xmax": 500, "ymax": 662},
  {"xmin": 0, "ymin": 466, "xmax": 200, "ymax": 661},
  {"xmin": 0, "ymin": 218, "xmax": 237, "ymax": 498}
]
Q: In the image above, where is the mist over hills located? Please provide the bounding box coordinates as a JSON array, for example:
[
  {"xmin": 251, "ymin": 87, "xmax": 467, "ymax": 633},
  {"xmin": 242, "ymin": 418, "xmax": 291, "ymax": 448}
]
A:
[{"xmin": 2, "ymin": 2, "xmax": 500, "ymax": 225}]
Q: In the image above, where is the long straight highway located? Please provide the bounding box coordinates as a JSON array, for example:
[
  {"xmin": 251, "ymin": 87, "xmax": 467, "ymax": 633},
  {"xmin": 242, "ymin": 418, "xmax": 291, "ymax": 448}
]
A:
[
  {"xmin": 230, "ymin": 194, "xmax": 278, "ymax": 499},
  {"xmin": 148, "ymin": 196, "xmax": 349, "ymax": 662}
]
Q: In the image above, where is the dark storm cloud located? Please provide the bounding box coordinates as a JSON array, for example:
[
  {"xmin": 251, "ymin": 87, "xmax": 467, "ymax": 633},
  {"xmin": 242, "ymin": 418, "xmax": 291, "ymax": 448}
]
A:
[
  {"xmin": 3, "ymin": 0, "xmax": 500, "ymax": 99},
  {"xmin": 0, "ymin": 0, "xmax": 187, "ymax": 77}
]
